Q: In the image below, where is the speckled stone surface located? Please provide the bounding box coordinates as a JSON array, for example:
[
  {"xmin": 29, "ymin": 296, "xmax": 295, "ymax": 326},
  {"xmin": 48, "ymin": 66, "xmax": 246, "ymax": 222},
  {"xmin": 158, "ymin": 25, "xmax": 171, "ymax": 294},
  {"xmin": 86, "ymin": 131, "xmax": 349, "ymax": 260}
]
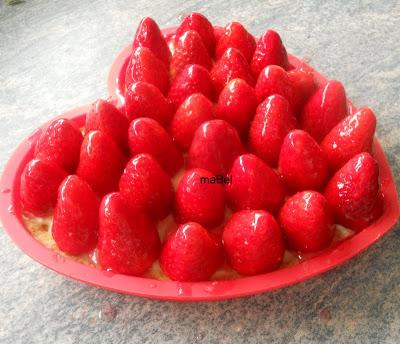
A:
[{"xmin": 0, "ymin": 0, "xmax": 399, "ymax": 343}]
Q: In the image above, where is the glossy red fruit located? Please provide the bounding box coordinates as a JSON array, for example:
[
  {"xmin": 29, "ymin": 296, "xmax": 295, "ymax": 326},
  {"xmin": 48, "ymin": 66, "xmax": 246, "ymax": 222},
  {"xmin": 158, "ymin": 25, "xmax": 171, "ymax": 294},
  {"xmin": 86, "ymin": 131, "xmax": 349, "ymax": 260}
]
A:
[
  {"xmin": 52, "ymin": 175, "xmax": 99, "ymax": 255},
  {"xmin": 222, "ymin": 210, "xmax": 285, "ymax": 275},
  {"xmin": 251, "ymin": 29, "xmax": 289, "ymax": 76},
  {"xmin": 35, "ymin": 118, "xmax": 83, "ymax": 173},
  {"xmin": 248, "ymin": 94, "xmax": 297, "ymax": 166},
  {"xmin": 210, "ymin": 48, "xmax": 255, "ymax": 94},
  {"xmin": 215, "ymin": 78, "xmax": 257, "ymax": 136},
  {"xmin": 215, "ymin": 22, "xmax": 256, "ymax": 63},
  {"xmin": 128, "ymin": 117, "xmax": 183, "ymax": 175},
  {"xmin": 321, "ymin": 107, "xmax": 376, "ymax": 170},
  {"xmin": 278, "ymin": 130, "xmax": 330, "ymax": 191},
  {"xmin": 125, "ymin": 81, "xmax": 173, "ymax": 126},
  {"xmin": 160, "ymin": 222, "xmax": 222, "ymax": 281},
  {"xmin": 20, "ymin": 159, "xmax": 68, "ymax": 216},
  {"xmin": 300, "ymin": 80, "xmax": 348, "ymax": 142},
  {"xmin": 287, "ymin": 68, "xmax": 316, "ymax": 114},
  {"xmin": 119, "ymin": 153, "xmax": 173, "ymax": 219},
  {"xmin": 188, "ymin": 119, "xmax": 244, "ymax": 175},
  {"xmin": 98, "ymin": 192, "xmax": 160, "ymax": 276},
  {"xmin": 170, "ymin": 93, "xmax": 214, "ymax": 150},
  {"xmin": 279, "ymin": 191, "xmax": 334, "ymax": 252},
  {"xmin": 324, "ymin": 152, "xmax": 383, "ymax": 231}
]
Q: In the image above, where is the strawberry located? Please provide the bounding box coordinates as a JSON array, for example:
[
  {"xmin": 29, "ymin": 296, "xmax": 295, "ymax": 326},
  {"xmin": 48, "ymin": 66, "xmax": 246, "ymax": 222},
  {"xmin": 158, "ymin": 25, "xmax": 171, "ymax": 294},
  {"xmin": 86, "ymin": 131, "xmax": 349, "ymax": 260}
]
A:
[
  {"xmin": 248, "ymin": 94, "xmax": 297, "ymax": 166},
  {"xmin": 324, "ymin": 152, "xmax": 383, "ymax": 231},
  {"xmin": 321, "ymin": 107, "xmax": 376, "ymax": 170},
  {"xmin": 226, "ymin": 154, "xmax": 285, "ymax": 213},
  {"xmin": 215, "ymin": 78, "xmax": 257, "ymax": 136},
  {"xmin": 188, "ymin": 119, "xmax": 244, "ymax": 175},
  {"xmin": 125, "ymin": 81, "xmax": 173, "ymax": 126},
  {"xmin": 215, "ymin": 22, "xmax": 256, "ymax": 63},
  {"xmin": 278, "ymin": 130, "xmax": 330, "ymax": 191},
  {"xmin": 52, "ymin": 175, "xmax": 99, "ymax": 255},
  {"xmin": 35, "ymin": 118, "xmax": 83, "ymax": 173},
  {"xmin": 287, "ymin": 68, "xmax": 316, "ymax": 114},
  {"xmin": 128, "ymin": 117, "xmax": 183, "ymax": 175},
  {"xmin": 119, "ymin": 153, "xmax": 173, "ymax": 220},
  {"xmin": 222, "ymin": 210, "xmax": 285, "ymax": 275},
  {"xmin": 132, "ymin": 17, "xmax": 171, "ymax": 66},
  {"xmin": 170, "ymin": 93, "xmax": 214, "ymax": 150},
  {"xmin": 20, "ymin": 159, "xmax": 68, "ymax": 216},
  {"xmin": 214, "ymin": 26, "xmax": 224, "ymax": 43},
  {"xmin": 210, "ymin": 48, "xmax": 255, "ymax": 94},
  {"xmin": 251, "ymin": 29, "xmax": 289, "ymax": 76},
  {"xmin": 160, "ymin": 222, "xmax": 222, "ymax": 281},
  {"xmin": 279, "ymin": 191, "xmax": 334, "ymax": 252},
  {"xmin": 77, "ymin": 131, "xmax": 127, "ymax": 195},
  {"xmin": 98, "ymin": 192, "xmax": 160, "ymax": 276},
  {"xmin": 300, "ymin": 80, "xmax": 348, "ymax": 142}
]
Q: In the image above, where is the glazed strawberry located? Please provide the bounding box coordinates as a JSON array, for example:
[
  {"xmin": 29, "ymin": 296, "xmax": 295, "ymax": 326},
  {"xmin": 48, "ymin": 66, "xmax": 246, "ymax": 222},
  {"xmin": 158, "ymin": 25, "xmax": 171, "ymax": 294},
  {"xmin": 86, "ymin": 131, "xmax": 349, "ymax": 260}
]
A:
[
  {"xmin": 321, "ymin": 107, "xmax": 376, "ymax": 170},
  {"xmin": 35, "ymin": 118, "xmax": 83, "ymax": 172},
  {"xmin": 52, "ymin": 175, "xmax": 99, "ymax": 255},
  {"xmin": 251, "ymin": 29, "xmax": 289, "ymax": 76},
  {"xmin": 248, "ymin": 94, "xmax": 297, "ymax": 166},
  {"xmin": 128, "ymin": 117, "xmax": 183, "ymax": 175},
  {"xmin": 324, "ymin": 152, "xmax": 383, "ymax": 231},
  {"xmin": 175, "ymin": 168, "xmax": 225, "ymax": 227},
  {"xmin": 160, "ymin": 222, "xmax": 222, "ymax": 281},
  {"xmin": 210, "ymin": 48, "xmax": 254, "ymax": 94},
  {"xmin": 279, "ymin": 191, "xmax": 334, "ymax": 252},
  {"xmin": 222, "ymin": 210, "xmax": 284, "ymax": 275},
  {"xmin": 300, "ymin": 80, "xmax": 348, "ymax": 142},
  {"xmin": 215, "ymin": 22, "xmax": 256, "ymax": 63},
  {"xmin": 119, "ymin": 153, "xmax": 173, "ymax": 219},
  {"xmin": 288, "ymin": 68, "xmax": 316, "ymax": 114},
  {"xmin": 215, "ymin": 78, "xmax": 257, "ymax": 136},
  {"xmin": 168, "ymin": 64, "xmax": 215, "ymax": 109},
  {"xmin": 125, "ymin": 81, "xmax": 173, "ymax": 126},
  {"xmin": 188, "ymin": 119, "xmax": 244, "ymax": 175},
  {"xmin": 20, "ymin": 159, "xmax": 68, "ymax": 216},
  {"xmin": 77, "ymin": 131, "xmax": 127, "ymax": 195},
  {"xmin": 170, "ymin": 93, "xmax": 214, "ymax": 150},
  {"xmin": 278, "ymin": 130, "xmax": 330, "ymax": 191},
  {"xmin": 132, "ymin": 17, "xmax": 171, "ymax": 66},
  {"xmin": 98, "ymin": 192, "xmax": 160, "ymax": 276},
  {"xmin": 170, "ymin": 30, "xmax": 212, "ymax": 79}
]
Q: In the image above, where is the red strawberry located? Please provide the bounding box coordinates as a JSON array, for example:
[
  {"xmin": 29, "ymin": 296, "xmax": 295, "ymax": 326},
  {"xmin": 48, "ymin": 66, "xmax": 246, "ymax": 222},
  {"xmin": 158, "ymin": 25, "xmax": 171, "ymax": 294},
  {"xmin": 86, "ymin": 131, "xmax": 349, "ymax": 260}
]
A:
[
  {"xmin": 20, "ymin": 159, "xmax": 68, "ymax": 216},
  {"xmin": 168, "ymin": 64, "xmax": 215, "ymax": 109},
  {"xmin": 215, "ymin": 78, "xmax": 257, "ymax": 136},
  {"xmin": 175, "ymin": 168, "xmax": 225, "ymax": 227},
  {"xmin": 251, "ymin": 29, "xmax": 289, "ymax": 76},
  {"xmin": 77, "ymin": 131, "xmax": 127, "ymax": 195},
  {"xmin": 125, "ymin": 81, "xmax": 173, "ymax": 126},
  {"xmin": 226, "ymin": 154, "xmax": 285, "ymax": 213},
  {"xmin": 52, "ymin": 175, "xmax": 99, "ymax": 255},
  {"xmin": 188, "ymin": 119, "xmax": 244, "ymax": 175},
  {"xmin": 98, "ymin": 192, "xmax": 160, "ymax": 276},
  {"xmin": 170, "ymin": 30, "xmax": 212, "ymax": 79},
  {"xmin": 170, "ymin": 93, "xmax": 214, "ymax": 150},
  {"xmin": 210, "ymin": 48, "xmax": 254, "ymax": 94},
  {"xmin": 222, "ymin": 210, "xmax": 285, "ymax": 275},
  {"xmin": 287, "ymin": 68, "xmax": 316, "ymax": 114},
  {"xmin": 215, "ymin": 22, "xmax": 256, "ymax": 63},
  {"xmin": 324, "ymin": 152, "xmax": 383, "ymax": 231},
  {"xmin": 160, "ymin": 222, "xmax": 222, "ymax": 281},
  {"xmin": 248, "ymin": 94, "xmax": 297, "ymax": 166},
  {"xmin": 119, "ymin": 153, "xmax": 173, "ymax": 219},
  {"xmin": 128, "ymin": 117, "xmax": 183, "ymax": 175},
  {"xmin": 278, "ymin": 130, "xmax": 330, "ymax": 191},
  {"xmin": 214, "ymin": 26, "xmax": 224, "ymax": 43},
  {"xmin": 321, "ymin": 107, "xmax": 376, "ymax": 170},
  {"xmin": 35, "ymin": 118, "xmax": 83, "ymax": 173},
  {"xmin": 132, "ymin": 17, "xmax": 171, "ymax": 66},
  {"xmin": 279, "ymin": 191, "xmax": 334, "ymax": 252},
  {"xmin": 300, "ymin": 80, "xmax": 348, "ymax": 142}
]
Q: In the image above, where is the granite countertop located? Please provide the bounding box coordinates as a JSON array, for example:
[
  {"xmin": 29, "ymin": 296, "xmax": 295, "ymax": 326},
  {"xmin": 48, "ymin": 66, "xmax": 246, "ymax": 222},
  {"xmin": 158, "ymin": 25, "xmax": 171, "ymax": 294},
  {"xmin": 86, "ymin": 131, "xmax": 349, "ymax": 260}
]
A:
[{"xmin": 0, "ymin": 1, "xmax": 399, "ymax": 343}]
